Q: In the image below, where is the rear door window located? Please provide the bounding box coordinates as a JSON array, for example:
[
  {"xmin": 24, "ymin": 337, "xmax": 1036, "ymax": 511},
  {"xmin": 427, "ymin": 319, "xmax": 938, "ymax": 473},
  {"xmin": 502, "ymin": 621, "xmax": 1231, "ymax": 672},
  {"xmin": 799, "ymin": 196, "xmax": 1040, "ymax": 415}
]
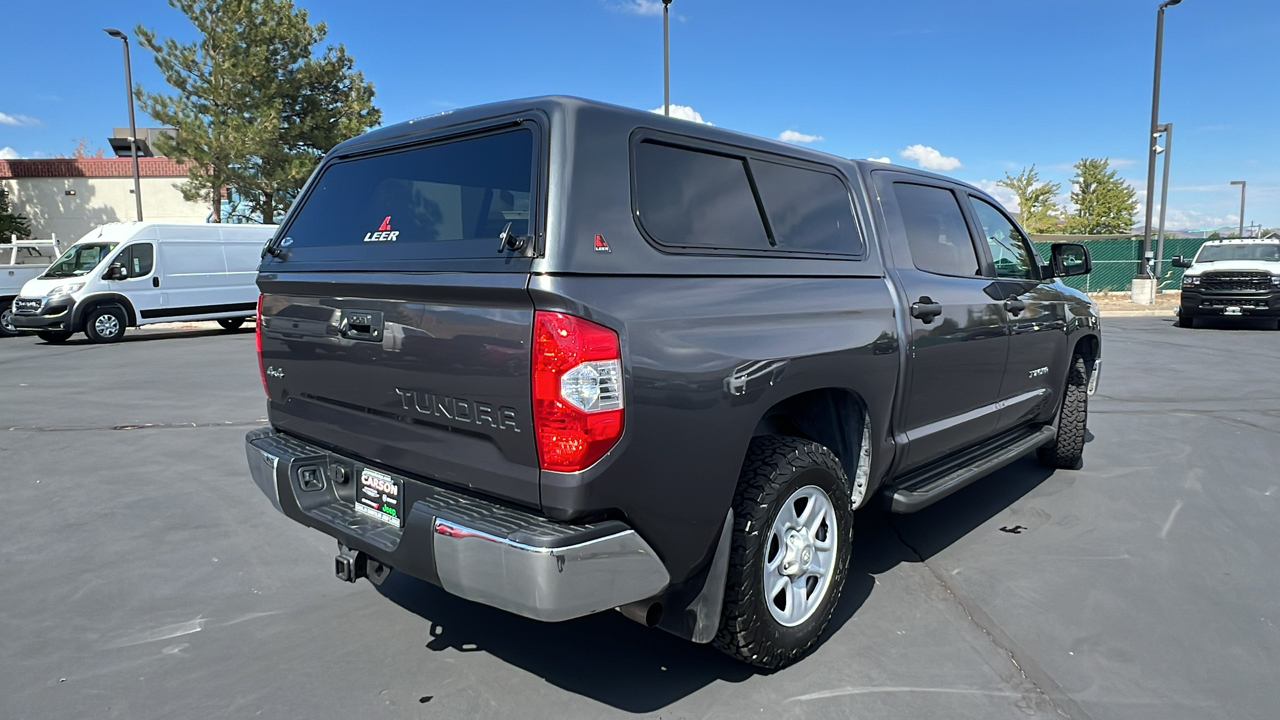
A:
[
  {"xmin": 279, "ymin": 129, "xmax": 534, "ymax": 261},
  {"xmin": 892, "ymin": 183, "xmax": 982, "ymax": 277}
]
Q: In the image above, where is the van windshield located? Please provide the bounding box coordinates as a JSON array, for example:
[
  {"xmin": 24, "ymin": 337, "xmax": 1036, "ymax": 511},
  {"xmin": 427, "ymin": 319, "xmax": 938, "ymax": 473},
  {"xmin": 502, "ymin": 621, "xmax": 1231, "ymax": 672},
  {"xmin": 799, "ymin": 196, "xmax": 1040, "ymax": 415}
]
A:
[
  {"xmin": 1196, "ymin": 243, "xmax": 1280, "ymax": 263},
  {"xmin": 43, "ymin": 243, "xmax": 119, "ymax": 278}
]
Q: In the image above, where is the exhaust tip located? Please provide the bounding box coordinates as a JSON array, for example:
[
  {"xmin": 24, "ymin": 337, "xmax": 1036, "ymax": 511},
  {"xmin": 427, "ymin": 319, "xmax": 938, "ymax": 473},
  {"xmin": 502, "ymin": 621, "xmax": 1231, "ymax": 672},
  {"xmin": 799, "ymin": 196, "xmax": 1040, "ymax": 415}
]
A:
[{"xmin": 618, "ymin": 600, "xmax": 663, "ymax": 628}]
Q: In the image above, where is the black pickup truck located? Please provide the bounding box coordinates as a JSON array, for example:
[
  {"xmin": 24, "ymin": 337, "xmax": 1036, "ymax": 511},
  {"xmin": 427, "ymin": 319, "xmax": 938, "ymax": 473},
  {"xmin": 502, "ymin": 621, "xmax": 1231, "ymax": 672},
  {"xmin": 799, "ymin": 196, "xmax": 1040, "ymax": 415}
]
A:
[{"xmin": 245, "ymin": 97, "xmax": 1100, "ymax": 669}]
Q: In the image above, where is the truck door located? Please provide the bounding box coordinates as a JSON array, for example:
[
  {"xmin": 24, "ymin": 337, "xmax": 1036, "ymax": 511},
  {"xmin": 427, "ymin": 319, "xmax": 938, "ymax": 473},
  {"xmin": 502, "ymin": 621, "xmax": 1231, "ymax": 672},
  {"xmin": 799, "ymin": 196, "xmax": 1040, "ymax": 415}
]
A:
[
  {"xmin": 106, "ymin": 242, "xmax": 163, "ymax": 317},
  {"xmin": 874, "ymin": 173, "xmax": 1010, "ymax": 472},
  {"xmin": 963, "ymin": 194, "xmax": 1068, "ymax": 433}
]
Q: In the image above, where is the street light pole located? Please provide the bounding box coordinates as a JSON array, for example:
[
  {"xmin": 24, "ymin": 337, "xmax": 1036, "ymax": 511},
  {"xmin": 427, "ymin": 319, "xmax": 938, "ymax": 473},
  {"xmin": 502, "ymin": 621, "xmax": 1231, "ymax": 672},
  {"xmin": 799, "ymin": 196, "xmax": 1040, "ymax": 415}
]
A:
[
  {"xmin": 662, "ymin": 0, "xmax": 672, "ymax": 116},
  {"xmin": 1139, "ymin": 0, "xmax": 1183, "ymax": 296},
  {"xmin": 105, "ymin": 28, "xmax": 143, "ymax": 222},
  {"xmin": 1230, "ymin": 180, "xmax": 1246, "ymax": 238}
]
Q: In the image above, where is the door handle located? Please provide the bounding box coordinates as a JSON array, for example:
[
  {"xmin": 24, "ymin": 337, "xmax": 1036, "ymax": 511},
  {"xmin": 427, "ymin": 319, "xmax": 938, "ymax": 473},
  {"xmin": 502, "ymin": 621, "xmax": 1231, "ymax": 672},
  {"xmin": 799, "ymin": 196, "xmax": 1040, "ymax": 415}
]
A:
[
  {"xmin": 1004, "ymin": 298, "xmax": 1026, "ymax": 316},
  {"xmin": 152, "ymin": 277, "xmax": 160, "ymax": 288},
  {"xmin": 909, "ymin": 297, "xmax": 943, "ymax": 324}
]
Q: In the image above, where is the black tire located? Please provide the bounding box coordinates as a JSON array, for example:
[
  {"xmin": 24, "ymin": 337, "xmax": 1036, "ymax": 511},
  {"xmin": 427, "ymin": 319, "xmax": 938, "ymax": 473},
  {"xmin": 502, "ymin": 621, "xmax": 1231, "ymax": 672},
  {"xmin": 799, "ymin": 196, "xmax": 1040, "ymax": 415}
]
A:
[
  {"xmin": 1174, "ymin": 313, "xmax": 1194, "ymax": 328},
  {"xmin": 1038, "ymin": 355, "xmax": 1088, "ymax": 469},
  {"xmin": 37, "ymin": 331, "xmax": 71, "ymax": 344},
  {"xmin": 714, "ymin": 435, "xmax": 854, "ymax": 670},
  {"xmin": 84, "ymin": 306, "xmax": 127, "ymax": 344},
  {"xmin": 0, "ymin": 307, "xmax": 18, "ymax": 337},
  {"xmin": 217, "ymin": 317, "xmax": 247, "ymax": 331}
]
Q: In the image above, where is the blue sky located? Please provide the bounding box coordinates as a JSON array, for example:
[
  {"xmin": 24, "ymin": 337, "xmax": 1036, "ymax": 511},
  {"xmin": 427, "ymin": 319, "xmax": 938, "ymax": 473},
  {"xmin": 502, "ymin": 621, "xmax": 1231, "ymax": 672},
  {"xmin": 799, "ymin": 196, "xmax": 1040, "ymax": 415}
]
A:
[{"xmin": 2, "ymin": 0, "xmax": 1277, "ymax": 230}]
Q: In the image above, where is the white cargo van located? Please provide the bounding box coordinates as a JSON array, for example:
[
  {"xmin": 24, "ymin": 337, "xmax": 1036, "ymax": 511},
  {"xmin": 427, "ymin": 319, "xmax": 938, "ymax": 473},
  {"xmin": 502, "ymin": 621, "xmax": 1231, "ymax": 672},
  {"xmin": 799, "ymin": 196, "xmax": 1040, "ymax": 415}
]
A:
[
  {"xmin": 1, "ymin": 239, "xmax": 61, "ymax": 337},
  {"xmin": 9, "ymin": 222, "xmax": 277, "ymax": 343}
]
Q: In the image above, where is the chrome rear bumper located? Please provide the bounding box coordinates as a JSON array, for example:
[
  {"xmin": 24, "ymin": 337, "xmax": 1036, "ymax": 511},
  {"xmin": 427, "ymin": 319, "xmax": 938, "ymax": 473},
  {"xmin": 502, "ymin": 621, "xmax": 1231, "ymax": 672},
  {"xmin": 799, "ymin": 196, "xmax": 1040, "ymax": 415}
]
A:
[{"xmin": 245, "ymin": 428, "xmax": 669, "ymax": 622}]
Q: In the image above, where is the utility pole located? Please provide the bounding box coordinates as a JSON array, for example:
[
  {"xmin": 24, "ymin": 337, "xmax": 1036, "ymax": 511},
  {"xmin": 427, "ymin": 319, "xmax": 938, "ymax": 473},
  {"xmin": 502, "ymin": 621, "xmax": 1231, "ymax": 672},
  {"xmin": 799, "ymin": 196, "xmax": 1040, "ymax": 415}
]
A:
[
  {"xmin": 105, "ymin": 28, "xmax": 143, "ymax": 222},
  {"xmin": 1230, "ymin": 180, "xmax": 1246, "ymax": 238},
  {"xmin": 663, "ymin": 0, "xmax": 672, "ymax": 116}
]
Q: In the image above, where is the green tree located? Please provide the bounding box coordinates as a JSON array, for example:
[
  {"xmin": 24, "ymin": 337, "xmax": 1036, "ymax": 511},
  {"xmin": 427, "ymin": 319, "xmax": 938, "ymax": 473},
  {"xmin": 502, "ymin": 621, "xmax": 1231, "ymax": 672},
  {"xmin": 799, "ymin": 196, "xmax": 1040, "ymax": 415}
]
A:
[
  {"xmin": 1063, "ymin": 158, "xmax": 1139, "ymax": 235},
  {"xmin": 0, "ymin": 188, "xmax": 32, "ymax": 241},
  {"xmin": 136, "ymin": 0, "xmax": 380, "ymax": 224},
  {"xmin": 997, "ymin": 165, "xmax": 1061, "ymax": 234}
]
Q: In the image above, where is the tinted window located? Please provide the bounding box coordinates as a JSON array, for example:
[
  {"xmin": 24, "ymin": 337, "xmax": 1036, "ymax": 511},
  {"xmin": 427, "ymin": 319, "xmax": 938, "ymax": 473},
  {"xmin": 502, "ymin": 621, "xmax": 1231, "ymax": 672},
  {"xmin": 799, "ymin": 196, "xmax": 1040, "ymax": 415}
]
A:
[
  {"xmin": 124, "ymin": 243, "xmax": 155, "ymax": 276},
  {"xmin": 893, "ymin": 183, "xmax": 980, "ymax": 277},
  {"xmin": 634, "ymin": 141, "xmax": 770, "ymax": 250},
  {"xmin": 969, "ymin": 196, "xmax": 1035, "ymax": 279},
  {"xmin": 281, "ymin": 130, "xmax": 533, "ymax": 257},
  {"xmin": 750, "ymin": 160, "xmax": 862, "ymax": 255}
]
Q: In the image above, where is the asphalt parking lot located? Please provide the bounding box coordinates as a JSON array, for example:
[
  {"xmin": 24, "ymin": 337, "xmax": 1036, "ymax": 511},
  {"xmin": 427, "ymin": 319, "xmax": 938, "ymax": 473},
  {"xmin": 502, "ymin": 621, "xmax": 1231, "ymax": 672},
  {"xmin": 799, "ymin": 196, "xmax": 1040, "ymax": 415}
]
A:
[{"xmin": 3, "ymin": 317, "xmax": 1279, "ymax": 720}]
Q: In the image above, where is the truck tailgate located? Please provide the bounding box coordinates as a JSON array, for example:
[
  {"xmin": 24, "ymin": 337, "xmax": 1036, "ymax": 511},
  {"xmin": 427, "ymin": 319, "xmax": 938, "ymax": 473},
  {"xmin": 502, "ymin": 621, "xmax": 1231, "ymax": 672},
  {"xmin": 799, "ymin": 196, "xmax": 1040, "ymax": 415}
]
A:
[{"xmin": 259, "ymin": 273, "xmax": 540, "ymax": 508}]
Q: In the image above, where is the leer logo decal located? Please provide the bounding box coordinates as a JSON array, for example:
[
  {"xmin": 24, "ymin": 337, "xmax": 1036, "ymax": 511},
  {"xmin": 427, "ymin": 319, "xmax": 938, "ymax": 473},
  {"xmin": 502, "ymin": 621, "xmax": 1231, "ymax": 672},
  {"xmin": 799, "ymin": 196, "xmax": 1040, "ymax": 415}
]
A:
[
  {"xmin": 363, "ymin": 216, "xmax": 399, "ymax": 243},
  {"xmin": 593, "ymin": 234, "xmax": 611, "ymax": 253}
]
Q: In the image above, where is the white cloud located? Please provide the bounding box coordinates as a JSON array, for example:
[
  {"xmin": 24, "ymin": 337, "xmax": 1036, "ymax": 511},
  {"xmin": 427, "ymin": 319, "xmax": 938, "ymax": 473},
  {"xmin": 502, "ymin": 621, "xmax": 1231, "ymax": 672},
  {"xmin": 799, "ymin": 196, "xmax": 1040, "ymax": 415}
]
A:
[
  {"xmin": 867, "ymin": 157, "xmax": 892, "ymax": 164},
  {"xmin": 650, "ymin": 104, "xmax": 710, "ymax": 124},
  {"xmin": 0, "ymin": 147, "xmax": 19, "ymax": 159},
  {"xmin": 778, "ymin": 130, "xmax": 823, "ymax": 144},
  {"xmin": 900, "ymin": 144, "xmax": 962, "ymax": 172},
  {"xmin": 1163, "ymin": 208, "xmax": 1239, "ymax": 232},
  {"xmin": 973, "ymin": 179, "xmax": 1020, "ymax": 214},
  {"xmin": 606, "ymin": 0, "xmax": 664, "ymax": 16},
  {"xmin": 0, "ymin": 112, "xmax": 40, "ymax": 127}
]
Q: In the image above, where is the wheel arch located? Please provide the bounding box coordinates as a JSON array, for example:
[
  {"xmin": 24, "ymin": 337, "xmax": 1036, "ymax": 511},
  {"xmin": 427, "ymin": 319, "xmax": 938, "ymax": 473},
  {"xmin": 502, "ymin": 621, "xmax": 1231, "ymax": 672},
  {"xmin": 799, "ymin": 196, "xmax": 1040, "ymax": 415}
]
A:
[
  {"xmin": 749, "ymin": 387, "xmax": 870, "ymax": 497},
  {"xmin": 73, "ymin": 293, "xmax": 137, "ymax": 330}
]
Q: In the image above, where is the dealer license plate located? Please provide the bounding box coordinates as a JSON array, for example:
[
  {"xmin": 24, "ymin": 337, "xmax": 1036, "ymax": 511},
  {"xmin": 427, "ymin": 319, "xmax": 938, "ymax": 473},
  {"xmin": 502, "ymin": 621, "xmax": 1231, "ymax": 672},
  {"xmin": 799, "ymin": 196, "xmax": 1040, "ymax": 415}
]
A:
[{"xmin": 354, "ymin": 468, "xmax": 404, "ymax": 528}]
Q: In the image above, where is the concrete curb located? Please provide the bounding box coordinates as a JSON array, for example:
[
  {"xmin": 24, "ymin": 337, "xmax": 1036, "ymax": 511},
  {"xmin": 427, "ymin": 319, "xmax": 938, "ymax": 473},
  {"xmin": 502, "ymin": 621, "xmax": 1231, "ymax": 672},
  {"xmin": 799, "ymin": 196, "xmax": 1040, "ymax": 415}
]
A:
[{"xmin": 1099, "ymin": 310, "xmax": 1175, "ymax": 317}]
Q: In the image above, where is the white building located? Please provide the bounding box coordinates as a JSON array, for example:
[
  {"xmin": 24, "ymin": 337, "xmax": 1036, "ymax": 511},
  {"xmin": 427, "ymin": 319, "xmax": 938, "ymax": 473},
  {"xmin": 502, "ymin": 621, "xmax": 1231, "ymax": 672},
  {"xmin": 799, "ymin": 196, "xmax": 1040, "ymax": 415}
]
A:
[{"xmin": 0, "ymin": 158, "xmax": 210, "ymax": 242}]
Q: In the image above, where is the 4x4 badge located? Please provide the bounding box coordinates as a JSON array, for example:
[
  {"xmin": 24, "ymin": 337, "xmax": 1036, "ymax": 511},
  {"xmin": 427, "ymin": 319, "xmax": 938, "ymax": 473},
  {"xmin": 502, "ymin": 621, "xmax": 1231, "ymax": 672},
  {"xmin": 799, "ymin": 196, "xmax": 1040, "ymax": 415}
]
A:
[{"xmin": 594, "ymin": 234, "xmax": 611, "ymax": 253}]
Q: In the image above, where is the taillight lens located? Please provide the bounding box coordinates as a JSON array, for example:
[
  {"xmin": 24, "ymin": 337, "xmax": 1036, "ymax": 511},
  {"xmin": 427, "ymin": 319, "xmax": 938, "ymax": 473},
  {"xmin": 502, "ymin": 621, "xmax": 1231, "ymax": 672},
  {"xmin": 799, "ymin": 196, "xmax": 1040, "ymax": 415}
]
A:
[
  {"xmin": 532, "ymin": 311, "xmax": 624, "ymax": 472},
  {"xmin": 256, "ymin": 294, "xmax": 268, "ymax": 396}
]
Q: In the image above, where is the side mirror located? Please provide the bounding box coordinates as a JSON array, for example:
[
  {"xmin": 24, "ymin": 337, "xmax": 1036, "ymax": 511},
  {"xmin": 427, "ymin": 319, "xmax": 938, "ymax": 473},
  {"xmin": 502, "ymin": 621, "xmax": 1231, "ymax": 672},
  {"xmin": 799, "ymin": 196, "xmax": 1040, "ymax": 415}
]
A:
[
  {"xmin": 1050, "ymin": 243, "xmax": 1091, "ymax": 277},
  {"xmin": 105, "ymin": 263, "xmax": 129, "ymax": 281},
  {"xmin": 1171, "ymin": 255, "xmax": 1193, "ymax": 269}
]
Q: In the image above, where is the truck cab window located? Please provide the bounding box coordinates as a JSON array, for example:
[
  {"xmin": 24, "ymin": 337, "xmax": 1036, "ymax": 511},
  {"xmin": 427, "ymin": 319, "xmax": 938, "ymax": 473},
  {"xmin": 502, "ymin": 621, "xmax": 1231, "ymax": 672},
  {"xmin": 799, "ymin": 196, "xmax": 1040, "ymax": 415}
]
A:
[
  {"xmin": 893, "ymin": 183, "xmax": 980, "ymax": 277},
  {"xmin": 969, "ymin": 197, "xmax": 1035, "ymax": 280},
  {"xmin": 122, "ymin": 243, "xmax": 155, "ymax": 277}
]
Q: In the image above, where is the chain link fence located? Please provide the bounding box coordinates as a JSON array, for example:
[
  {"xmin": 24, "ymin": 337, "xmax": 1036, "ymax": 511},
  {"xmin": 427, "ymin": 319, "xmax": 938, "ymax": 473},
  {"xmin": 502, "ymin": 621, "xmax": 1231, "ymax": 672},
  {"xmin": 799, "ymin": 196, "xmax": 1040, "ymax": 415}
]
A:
[{"xmin": 1030, "ymin": 235, "xmax": 1213, "ymax": 294}]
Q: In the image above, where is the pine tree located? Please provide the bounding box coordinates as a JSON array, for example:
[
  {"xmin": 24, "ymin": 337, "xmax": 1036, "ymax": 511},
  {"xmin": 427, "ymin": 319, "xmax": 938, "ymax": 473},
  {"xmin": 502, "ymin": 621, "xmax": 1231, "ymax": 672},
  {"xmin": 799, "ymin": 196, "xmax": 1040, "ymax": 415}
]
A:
[
  {"xmin": 0, "ymin": 188, "xmax": 32, "ymax": 241},
  {"xmin": 135, "ymin": 0, "xmax": 381, "ymax": 224},
  {"xmin": 1064, "ymin": 158, "xmax": 1139, "ymax": 235},
  {"xmin": 997, "ymin": 165, "xmax": 1062, "ymax": 234}
]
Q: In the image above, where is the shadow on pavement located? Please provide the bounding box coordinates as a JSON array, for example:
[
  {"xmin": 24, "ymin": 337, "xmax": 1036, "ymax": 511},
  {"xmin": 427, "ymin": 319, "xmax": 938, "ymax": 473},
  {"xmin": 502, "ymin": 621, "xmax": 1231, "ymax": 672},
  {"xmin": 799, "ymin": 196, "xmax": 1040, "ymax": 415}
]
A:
[
  {"xmin": 376, "ymin": 572, "xmax": 754, "ymax": 713},
  {"xmin": 377, "ymin": 456, "xmax": 1061, "ymax": 711},
  {"xmin": 31, "ymin": 326, "xmax": 252, "ymax": 345}
]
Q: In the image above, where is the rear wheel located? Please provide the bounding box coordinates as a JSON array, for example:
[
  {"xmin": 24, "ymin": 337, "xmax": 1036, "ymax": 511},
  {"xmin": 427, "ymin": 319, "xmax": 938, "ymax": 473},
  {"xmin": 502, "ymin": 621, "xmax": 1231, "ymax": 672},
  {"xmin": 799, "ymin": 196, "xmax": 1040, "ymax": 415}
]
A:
[
  {"xmin": 85, "ymin": 306, "xmax": 127, "ymax": 344},
  {"xmin": 714, "ymin": 436, "xmax": 853, "ymax": 670},
  {"xmin": 217, "ymin": 317, "xmax": 247, "ymax": 331},
  {"xmin": 0, "ymin": 307, "xmax": 18, "ymax": 337},
  {"xmin": 37, "ymin": 331, "xmax": 71, "ymax": 344},
  {"xmin": 1038, "ymin": 355, "xmax": 1088, "ymax": 469}
]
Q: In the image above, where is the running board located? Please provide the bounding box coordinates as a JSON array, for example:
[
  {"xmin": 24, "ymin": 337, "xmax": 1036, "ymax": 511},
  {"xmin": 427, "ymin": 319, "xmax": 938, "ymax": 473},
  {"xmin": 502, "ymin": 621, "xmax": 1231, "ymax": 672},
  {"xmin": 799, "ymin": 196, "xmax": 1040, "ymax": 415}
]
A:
[{"xmin": 883, "ymin": 426, "xmax": 1056, "ymax": 514}]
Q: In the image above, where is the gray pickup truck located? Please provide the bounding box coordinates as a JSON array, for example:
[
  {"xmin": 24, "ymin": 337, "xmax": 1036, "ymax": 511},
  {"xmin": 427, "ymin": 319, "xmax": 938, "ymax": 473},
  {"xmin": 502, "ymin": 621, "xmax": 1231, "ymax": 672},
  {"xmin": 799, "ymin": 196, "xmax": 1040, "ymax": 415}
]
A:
[{"xmin": 244, "ymin": 97, "xmax": 1100, "ymax": 669}]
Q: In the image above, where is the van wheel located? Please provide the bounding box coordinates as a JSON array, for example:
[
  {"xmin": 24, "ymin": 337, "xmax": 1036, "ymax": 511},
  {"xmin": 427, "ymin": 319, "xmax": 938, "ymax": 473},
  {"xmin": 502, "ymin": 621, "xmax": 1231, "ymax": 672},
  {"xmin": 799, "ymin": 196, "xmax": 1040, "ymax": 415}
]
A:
[
  {"xmin": 37, "ymin": 331, "xmax": 71, "ymax": 344},
  {"xmin": 85, "ymin": 306, "xmax": 127, "ymax": 344},
  {"xmin": 1038, "ymin": 355, "xmax": 1088, "ymax": 469},
  {"xmin": 0, "ymin": 307, "xmax": 18, "ymax": 337},
  {"xmin": 714, "ymin": 436, "xmax": 853, "ymax": 670},
  {"xmin": 217, "ymin": 318, "xmax": 246, "ymax": 331}
]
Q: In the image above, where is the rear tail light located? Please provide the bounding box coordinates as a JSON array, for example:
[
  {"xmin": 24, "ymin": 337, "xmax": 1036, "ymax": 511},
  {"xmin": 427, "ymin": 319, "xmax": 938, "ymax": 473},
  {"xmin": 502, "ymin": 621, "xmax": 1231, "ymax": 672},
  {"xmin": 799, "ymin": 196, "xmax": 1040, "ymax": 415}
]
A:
[
  {"xmin": 532, "ymin": 311, "xmax": 624, "ymax": 472},
  {"xmin": 256, "ymin": 294, "xmax": 267, "ymax": 396}
]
